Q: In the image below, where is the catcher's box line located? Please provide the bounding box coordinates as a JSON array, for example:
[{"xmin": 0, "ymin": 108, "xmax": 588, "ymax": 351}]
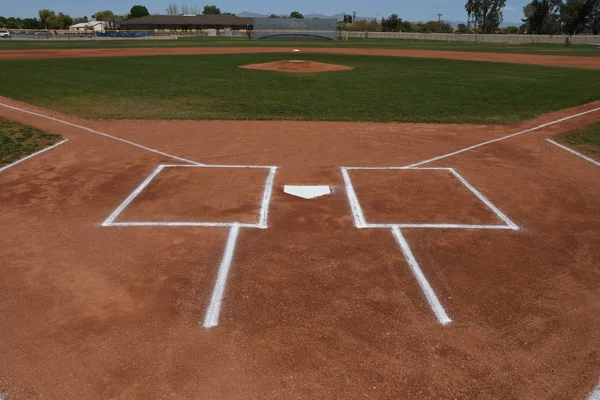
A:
[
  {"xmin": 588, "ymin": 380, "xmax": 600, "ymax": 400},
  {"xmin": 546, "ymin": 139, "xmax": 600, "ymax": 168},
  {"xmin": 0, "ymin": 102, "xmax": 204, "ymax": 166},
  {"xmin": 0, "ymin": 138, "xmax": 68, "ymax": 174}
]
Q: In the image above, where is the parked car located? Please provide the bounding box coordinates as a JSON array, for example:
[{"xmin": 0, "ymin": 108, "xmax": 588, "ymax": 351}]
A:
[{"xmin": 0, "ymin": 30, "xmax": 11, "ymax": 39}]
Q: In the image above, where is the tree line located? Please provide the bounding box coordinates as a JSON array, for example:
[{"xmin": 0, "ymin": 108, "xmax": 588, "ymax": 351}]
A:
[
  {"xmin": 165, "ymin": 4, "xmax": 236, "ymax": 16},
  {"xmin": 0, "ymin": 5, "xmax": 150, "ymax": 30},
  {"xmin": 521, "ymin": 0, "xmax": 600, "ymax": 34}
]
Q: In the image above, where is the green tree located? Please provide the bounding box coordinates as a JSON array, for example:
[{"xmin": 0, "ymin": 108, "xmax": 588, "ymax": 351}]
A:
[
  {"xmin": 268, "ymin": 13, "xmax": 280, "ymax": 18},
  {"xmin": 466, "ymin": 0, "xmax": 507, "ymax": 33},
  {"xmin": 457, "ymin": 23, "xmax": 469, "ymax": 32},
  {"xmin": 382, "ymin": 13, "xmax": 402, "ymax": 31},
  {"xmin": 522, "ymin": 0, "xmax": 561, "ymax": 34},
  {"xmin": 22, "ymin": 18, "xmax": 43, "ymax": 29},
  {"xmin": 56, "ymin": 12, "xmax": 73, "ymax": 28},
  {"xmin": 560, "ymin": 0, "xmax": 598, "ymax": 34},
  {"xmin": 203, "ymin": 5, "xmax": 221, "ymax": 14},
  {"xmin": 38, "ymin": 9, "xmax": 58, "ymax": 28},
  {"xmin": 222, "ymin": 12, "xmax": 236, "ymax": 16},
  {"xmin": 93, "ymin": 10, "xmax": 114, "ymax": 21},
  {"xmin": 290, "ymin": 11, "xmax": 304, "ymax": 18},
  {"xmin": 343, "ymin": 14, "xmax": 353, "ymax": 23},
  {"xmin": 129, "ymin": 5, "xmax": 150, "ymax": 19}
]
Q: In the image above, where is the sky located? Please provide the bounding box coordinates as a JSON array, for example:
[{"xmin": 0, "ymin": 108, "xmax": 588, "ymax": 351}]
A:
[{"xmin": 4, "ymin": 0, "xmax": 529, "ymax": 23}]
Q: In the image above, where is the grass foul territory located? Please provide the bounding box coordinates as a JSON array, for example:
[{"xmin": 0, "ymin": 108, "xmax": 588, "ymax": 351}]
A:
[
  {"xmin": 1, "ymin": 53, "xmax": 600, "ymax": 124},
  {"xmin": 553, "ymin": 121, "xmax": 600, "ymax": 162},
  {"xmin": 0, "ymin": 117, "xmax": 62, "ymax": 167}
]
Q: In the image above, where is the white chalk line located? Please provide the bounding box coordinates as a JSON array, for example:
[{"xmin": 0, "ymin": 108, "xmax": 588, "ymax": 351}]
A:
[
  {"xmin": 403, "ymin": 106, "xmax": 600, "ymax": 168},
  {"xmin": 341, "ymin": 167, "xmax": 518, "ymax": 231},
  {"xmin": 0, "ymin": 138, "xmax": 68, "ymax": 174},
  {"xmin": 392, "ymin": 227, "xmax": 452, "ymax": 325},
  {"xmin": 341, "ymin": 168, "xmax": 367, "ymax": 228},
  {"xmin": 203, "ymin": 224, "xmax": 240, "ymax": 328},
  {"xmin": 588, "ymin": 379, "xmax": 600, "ymax": 400},
  {"xmin": 547, "ymin": 139, "xmax": 600, "ymax": 168},
  {"xmin": 259, "ymin": 167, "xmax": 277, "ymax": 228},
  {"xmin": 102, "ymin": 164, "xmax": 276, "ymax": 229},
  {"xmin": 0, "ymin": 102, "xmax": 204, "ymax": 166},
  {"xmin": 101, "ymin": 165, "xmax": 165, "ymax": 226}
]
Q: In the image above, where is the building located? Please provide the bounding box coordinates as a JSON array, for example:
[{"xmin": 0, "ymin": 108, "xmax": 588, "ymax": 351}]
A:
[
  {"xmin": 253, "ymin": 18, "xmax": 337, "ymax": 40},
  {"xmin": 119, "ymin": 15, "xmax": 253, "ymax": 31},
  {"xmin": 69, "ymin": 21, "xmax": 108, "ymax": 32}
]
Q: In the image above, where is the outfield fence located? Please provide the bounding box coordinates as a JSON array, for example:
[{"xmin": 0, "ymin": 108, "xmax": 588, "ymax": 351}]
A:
[{"xmin": 3, "ymin": 29, "xmax": 600, "ymax": 45}]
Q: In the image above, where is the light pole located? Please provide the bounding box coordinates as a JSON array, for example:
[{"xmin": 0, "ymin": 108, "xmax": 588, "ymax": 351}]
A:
[{"xmin": 437, "ymin": 13, "xmax": 443, "ymax": 32}]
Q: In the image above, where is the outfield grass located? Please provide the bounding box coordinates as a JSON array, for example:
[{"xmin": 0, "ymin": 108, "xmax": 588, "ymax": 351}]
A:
[
  {"xmin": 555, "ymin": 122, "xmax": 600, "ymax": 161},
  {"xmin": 0, "ymin": 53, "xmax": 599, "ymax": 124},
  {"xmin": 0, "ymin": 117, "xmax": 62, "ymax": 167},
  {"xmin": 1, "ymin": 36, "xmax": 599, "ymax": 57}
]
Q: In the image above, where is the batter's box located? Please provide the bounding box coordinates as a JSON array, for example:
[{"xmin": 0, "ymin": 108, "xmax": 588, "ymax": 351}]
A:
[
  {"xmin": 102, "ymin": 164, "xmax": 277, "ymax": 229},
  {"xmin": 341, "ymin": 167, "xmax": 518, "ymax": 230}
]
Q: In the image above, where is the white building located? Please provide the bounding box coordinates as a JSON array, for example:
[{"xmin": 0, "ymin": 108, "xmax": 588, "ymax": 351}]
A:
[{"xmin": 69, "ymin": 21, "xmax": 108, "ymax": 32}]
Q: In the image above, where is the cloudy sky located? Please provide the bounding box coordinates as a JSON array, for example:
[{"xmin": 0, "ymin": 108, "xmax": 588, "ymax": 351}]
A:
[{"xmin": 4, "ymin": 0, "xmax": 527, "ymax": 23}]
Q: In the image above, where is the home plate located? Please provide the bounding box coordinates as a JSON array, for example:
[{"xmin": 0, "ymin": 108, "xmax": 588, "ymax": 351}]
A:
[{"xmin": 284, "ymin": 185, "xmax": 331, "ymax": 199}]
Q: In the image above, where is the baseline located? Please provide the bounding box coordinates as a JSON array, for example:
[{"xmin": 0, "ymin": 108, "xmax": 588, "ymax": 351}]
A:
[
  {"xmin": 0, "ymin": 102, "xmax": 203, "ymax": 166},
  {"xmin": 546, "ymin": 139, "xmax": 600, "ymax": 167},
  {"xmin": 0, "ymin": 138, "xmax": 68, "ymax": 174}
]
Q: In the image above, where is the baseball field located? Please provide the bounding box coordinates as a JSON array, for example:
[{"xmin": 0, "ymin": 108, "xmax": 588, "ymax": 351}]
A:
[{"xmin": 0, "ymin": 38, "xmax": 599, "ymax": 400}]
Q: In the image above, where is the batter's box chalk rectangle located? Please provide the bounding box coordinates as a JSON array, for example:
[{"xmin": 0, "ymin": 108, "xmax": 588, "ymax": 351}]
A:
[
  {"xmin": 341, "ymin": 167, "xmax": 518, "ymax": 231},
  {"xmin": 102, "ymin": 164, "xmax": 277, "ymax": 229}
]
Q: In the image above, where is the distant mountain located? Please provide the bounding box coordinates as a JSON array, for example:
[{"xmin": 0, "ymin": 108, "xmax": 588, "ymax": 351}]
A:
[{"xmin": 237, "ymin": 11, "xmax": 268, "ymax": 18}]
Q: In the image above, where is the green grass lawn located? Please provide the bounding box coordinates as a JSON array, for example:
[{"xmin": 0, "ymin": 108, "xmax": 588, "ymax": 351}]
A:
[
  {"xmin": 0, "ymin": 53, "xmax": 599, "ymax": 124},
  {"xmin": 1, "ymin": 36, "xmax": 600, "ymax": 57},
  {"xmin": 0, "ymin": 117, "xmax": 62, "ymax": 167},
  {"xmin": 555, "ymin": 122, "xmax": 600, "ymax": 161}
]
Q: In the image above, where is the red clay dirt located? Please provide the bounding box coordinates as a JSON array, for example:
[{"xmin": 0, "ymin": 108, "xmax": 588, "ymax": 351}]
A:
[
  {"xmin": 239, "ymin": 60, "xmax": 354, "ymax": 73},
  {"xmin": 1, "ymin": 46, "xmax": 600, "ymax": 69},
  {"xmin": 0, "ymin": 96, "xmax": 600, "ymax": 400}
]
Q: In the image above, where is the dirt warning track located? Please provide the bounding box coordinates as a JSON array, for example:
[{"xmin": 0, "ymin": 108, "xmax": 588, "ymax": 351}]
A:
[
  {"xmin": 0, "ymin": 97, "xmax": 599, "ymax": 399},
  {"xmin": 1, "ymin": 46, "xmax": 600, "ymax": 69}
]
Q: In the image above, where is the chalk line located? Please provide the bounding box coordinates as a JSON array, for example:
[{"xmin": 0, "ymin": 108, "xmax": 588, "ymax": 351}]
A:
[
  {"xmin": 101, "ymin": 165, "xmax": 165, "ymax": 226},
  {"xmin": 0, "ymin": 102, "xmax": 203, "ymax": 166},
  {"xmin": 361, "ymin": 223, "xmax": 516, "ymax": 230},
  {"xmin": 391, "ymin": 227, "xmax": 452, "ymax": 325},
  {"xmin": 547, "ymin": 139, "xmax": 600, "ymax": 168},
  {"xmin": 258, "ymin": 167, "xmax": 277, "ymax": 228},
  {"xmin": 0, "ymin": 139, "xmax": 68, "ymax": 174},
  {"xmin": 448, "ymin": 169, "xmax": 519, "ymax": 230},
  {"xmin": 203, "ymin": 224, "xmax": 241, "ymax": 328},
  {"xmin": 406, "ymin": 106, "xmax": 600, "ymax": 168},
  {"xmin": 588, "ymin": 379, "xmax": 600, "ymax": 400},
  {"xmin": 341, "ymin": 168, "xmax": 367, "ymax": 228},
  {"xmin": 108, "ymin": 222, "xmax": 259, "ymax": 228}
]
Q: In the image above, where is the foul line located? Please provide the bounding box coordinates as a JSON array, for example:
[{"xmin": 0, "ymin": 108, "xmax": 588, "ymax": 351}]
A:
[
  {"xmin": 547, "ymin": 139, "xmax": 600, "ymax": 168},
  {"xmin": 0, "ymin": 139, "xmax": 68, "ymax": 174},
  {"xmin": 391, "ymin": 227, "xmax": 452, "ymax": 325},
  {"xmin": 203, "ymin": 224, "xmax": 241, "ymax": 328},
  {"xmin": 0, "ymin": 102, "xmax": 204, "ymax": 166},
  {"xmin": 259, "ymin": 167, "xmax": 277, "ymax": 228},
  {"xmin": 406, "ymin": 106, "xmax": 600, "ymax": 168},
  {"xmin": 341, "ymin": 168, "xmax": 367, "ymax": 228}
]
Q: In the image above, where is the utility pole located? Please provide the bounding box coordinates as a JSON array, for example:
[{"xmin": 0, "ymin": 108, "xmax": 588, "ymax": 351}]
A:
[{"xmin": 437, "ymin": 13, "xmax": 443, "ymax": 32}]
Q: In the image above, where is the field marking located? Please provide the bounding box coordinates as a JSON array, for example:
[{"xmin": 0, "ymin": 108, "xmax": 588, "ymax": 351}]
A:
[
  {"xmin": 0, "ymin": 138, "xmax": 68, "ymax": 174},
  {"xmin": 203, "ymin": 224, "xmax": 241, "ymax": 328},
  {"xmin": 259, "ymin": 167, "xmax": 277, "ymax": 228},
  {"xmin": 341, "ymin": 167, "xmax": 518, "ymax": 231},
  {"xmin": 391, "ymin": 227, "xmax": 452, "ymax": 325},
  {"xmin": 547, "ymin": 139, "xmax": 600, "ymax": 167},
  {"xmin": 404, "ymin": 106, "xmax": 600, "ymax": 168},
  {"xmin": 101, "ymin": 165, "xmax": 166, "ymax": 226},
  {"xmin": 589, "ymin": 379, "xmax": 600, "ymax": 400},
  {"xmin": 0, "ymin": 102, "xmax": 204, "ymax": 166},
  {"xmin": 341, "ymin": 168, "xmax": 367, "ymax": 228}
]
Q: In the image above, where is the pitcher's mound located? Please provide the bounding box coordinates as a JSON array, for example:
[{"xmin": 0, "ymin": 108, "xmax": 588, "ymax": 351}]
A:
[{"xmin": 239, "ymin": 60, "xmax": 354, "ymax": 73}]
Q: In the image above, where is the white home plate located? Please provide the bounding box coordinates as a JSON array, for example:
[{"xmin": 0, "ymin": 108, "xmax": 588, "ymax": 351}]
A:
[{"xmin": 284, "ymin": 185, "xmax": 331, "ymax": 199}]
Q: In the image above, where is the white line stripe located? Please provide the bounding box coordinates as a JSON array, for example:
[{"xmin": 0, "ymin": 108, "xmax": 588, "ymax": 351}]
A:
[
  {"xmin": 203, "ymin": 224, "xmax": 241, "ymax": 329},
  {"xmin": 406, "ymin": 106, "xmax": 600, "ymax": 168},
  {"xmin": 0, "ymin": 102, "xmax": 204, "ymax": 166},
  {"xmin": 101, "ymin": 165, "xmax": 165, "ymax": 226},
  {"xmin": 448, "ymin": 169, "xmax": 519, "ymax": 230},
  {"xmin": 162, "ymin": 164, "xmax": 277, "ymax": 169},
  {"xmin": 258, "ymin": 167, "xmax": 277, "ymax": 228},
  {"xmin": 588, "ymin": 380, "xmax": 600, "ymax": 400},
  {"xmin": 341, "ymin": 168, "xmax": 367, "ymax": 228},
  {"xmin": 0, "ymin": 139, "xmax": 68, "ymax": 173},
  {"xmin": 107, "ymin": 221, "xmax": 262, "ymax": 228},
  {"xmin": 391, "ymin": 227, "xmax": 452, "ymax": 325},
  {"xmin": 342, "ymin": 166, "xmax": 453, "ymax": 171},
  {"xmin": 361, "ymin": 223, "xmax": 518, "ymax": 230},
  {"xmin": 547, "ymin": 139, "xmax": 600, "ymax": 167}
]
